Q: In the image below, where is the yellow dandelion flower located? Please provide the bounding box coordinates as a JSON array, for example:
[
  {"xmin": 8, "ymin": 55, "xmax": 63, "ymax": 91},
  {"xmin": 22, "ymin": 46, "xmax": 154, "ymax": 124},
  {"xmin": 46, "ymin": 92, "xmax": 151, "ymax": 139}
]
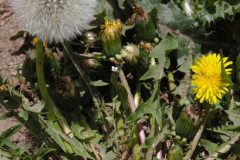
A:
[
  {"xmin": 100, "ymin": 18, "xmax": 122, "ymax": 56},
  {"xmin": 191, "ymin": 53, "xmax": 233, "ymax": 104},
  {"xmin": 32, "ymin": 37, "xmax": 47, "ymax": 47},
  {"xmin": 101, "ymin": 18, "xmax": 122, "ymax": 41}
]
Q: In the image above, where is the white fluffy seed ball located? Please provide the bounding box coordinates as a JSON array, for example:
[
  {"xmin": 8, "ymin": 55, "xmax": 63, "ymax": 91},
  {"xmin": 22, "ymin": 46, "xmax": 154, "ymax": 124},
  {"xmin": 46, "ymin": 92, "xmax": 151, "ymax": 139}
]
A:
[{"xmin": 11, "ymin": 0, "xmax": 97, "ymax": 43}]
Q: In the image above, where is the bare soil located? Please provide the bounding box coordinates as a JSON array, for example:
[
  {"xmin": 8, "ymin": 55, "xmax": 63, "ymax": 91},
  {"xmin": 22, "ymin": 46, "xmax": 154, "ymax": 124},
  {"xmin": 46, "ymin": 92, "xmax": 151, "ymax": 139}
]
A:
[
  {"xmin": 0, "ymin": 0, "xmax": 32, "ymax": 146},
  {"xmin": 0, "ymin": 0, "xmax": 25, "ymax": 79}
]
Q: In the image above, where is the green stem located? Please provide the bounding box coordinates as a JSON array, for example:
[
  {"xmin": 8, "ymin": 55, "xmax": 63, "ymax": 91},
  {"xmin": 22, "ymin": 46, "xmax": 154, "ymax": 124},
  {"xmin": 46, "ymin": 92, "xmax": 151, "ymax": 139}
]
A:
[
  {"xmin": 167, "ymin": 108, "xmax": 176, "ymax": 126},
  {"xmin": 118, "ymin": 68, "xmax": 146, "ymax": 145},
  {"xmin": 167, "ymin": 72, "xmax": 176, "ymax": 92},
  {"xmin": 35, "ymin": 42, "xmax": 73, "ymax": 138},
  {"xmin": 134, "ymin": 83, "xmax": 141, "ymax": 107},
  {"xmin": 36, "ymin": 43, "xmax": 71, "ymax": 135},
  {"xmin": 184, "ymin": 106, "xmax": 211, "ymax": 159},
  {"xmin": 118, "ymin": 69, "xmax": 136, "ymax": 112}
]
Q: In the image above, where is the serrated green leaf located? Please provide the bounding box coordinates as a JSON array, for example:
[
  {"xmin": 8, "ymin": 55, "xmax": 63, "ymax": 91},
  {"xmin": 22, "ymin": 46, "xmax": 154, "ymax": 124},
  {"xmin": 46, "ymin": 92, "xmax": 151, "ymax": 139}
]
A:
[
  {"xmin": 127, "ymin": 83, "xmax": 163, "ymax": 127},
  {"xmin": 0, "ymin": 124, "xmax": 22, "ymax": 140},
  {"xmin": 22, "ymin": 99, "xmax": 45, "ymax": 113},
  {"xmin": 34, "ymin": 146, "xmax": 56, "ymax": 160},
  {"xmin": 158, "ymin": 34, "xmax": 178, "ymax": 54},
  {"xmin": 18, "ymin": 110, "xmax": 29, "ymax": 121},
  {"xmin": 225, "ymin": 109, "xmax": 240, "ymax": 126},
  {"xmin": 140, "ymin": 64, "xmax": 165, "ymax": 80},
  {"xmin": 40, "ymin": 117, "xmax": 93, "ymax": 159},
  {"xmin": 141, "ymin": 34, "xmax": 178, "ymax": 81},
  {"xmin": 127, "ymin": 99, "xmax": 156, "ymax": 122},
  {"xmin": 40, "ymin": 120, "xmax": 66, "ymax": 152},
  {"xmin": 0, "ymin": 139, "xmax": 18, "ymax": 150},
  {"xmin": 71, "ymin": 121, "xmax": 97, "ymax": 141},
  {"xmin": 10, "ymin": 30, "xmax": 25, "ymax": 41},
  {"xmin": 151, "ymin": 33, "xmax": 178, "ymax": 60},
  {"xmin": 200, "ymin": 139, "xmax": 221, "ymax": 154},
  {"xmin": 110, "ymin": 74, "xmax": 129, "ymax": 109},
  {"xmin": 62, "ymin": 137, "xmax": 93, "ymax": 159},
  {"xmin": 173, "ymin": 53, "xmax": 192, "ymax": 98},
  {"xmin": 196, "ymin": 0, "xmax": 240, "ymax": 23},
  {"xmin": 178, "ymin": 52, "xmax": 193, "ymax": 73},
  {"xmin": 0, "ymin": 112, "xmax": 14, "ymax": 120},
  {"xmin": 90, "ymin": 80, "xmax": 109, "ymax": 87},
  {"xmin": 210, "ymin": 125, "xmax": 240, "ymax": 137},
  {"xmin": 16, "ymin": 144, "xmax": 31, "ymax": 156},
  {"xmin": 156, "ymin": 1, "xmax": 204, "ymax": 36}
]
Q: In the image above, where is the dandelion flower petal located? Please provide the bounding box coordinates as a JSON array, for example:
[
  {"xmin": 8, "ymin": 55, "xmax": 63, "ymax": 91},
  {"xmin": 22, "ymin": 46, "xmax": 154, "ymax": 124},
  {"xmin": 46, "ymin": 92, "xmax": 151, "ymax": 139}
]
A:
[{"xmin": 191, "ymin": 53, "xmax": 232, "ymax": 104}]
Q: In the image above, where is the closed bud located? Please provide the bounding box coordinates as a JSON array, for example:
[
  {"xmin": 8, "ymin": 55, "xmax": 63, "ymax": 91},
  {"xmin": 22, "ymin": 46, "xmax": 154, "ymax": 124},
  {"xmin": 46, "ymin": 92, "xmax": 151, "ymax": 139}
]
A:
[
  {"xmin": 81, "ymin": 58, "xmax": 101, "ymax": 70},
  {"xmin": 175, "ymin": 104, "xmax": 205, "ymax": 140},
  {"xmin": 167, "ymin": 145, "xmax": 184, "ymax": 160},
  {"xmin": 51, "ymin": 76, "xmax": 81, "ymax": 111},
  {"xmin": 83, "ymin": 32, "xmax": 97, "ymax": 45},
  {"xmin": 22, "ymin": 50, "xmax": 37, "ymax": 82},
  {"xmin": 22, "ymin": 49, "xmax": 52, "ymax": 82},
  {"xmin": 100, "ymin": 18, "xmax": 122, "ymax": 57},
  {"xmin": 115, "ymin": 54, "xmax": 123, "ymax": 61},
  {"xmin": 32, "ymin": 37, "xmax": 47, "ymax": 47},
  {"xmin": 133, "ymin": 5, "xmax": 157, "ymax": 42}
]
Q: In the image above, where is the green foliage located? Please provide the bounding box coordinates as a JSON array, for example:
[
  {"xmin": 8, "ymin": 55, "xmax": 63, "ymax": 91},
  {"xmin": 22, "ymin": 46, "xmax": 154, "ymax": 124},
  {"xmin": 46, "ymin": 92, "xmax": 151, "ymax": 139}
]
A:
[{"xmin": 1, "ymin": 0, "xmax": 240, "ymax": 159}]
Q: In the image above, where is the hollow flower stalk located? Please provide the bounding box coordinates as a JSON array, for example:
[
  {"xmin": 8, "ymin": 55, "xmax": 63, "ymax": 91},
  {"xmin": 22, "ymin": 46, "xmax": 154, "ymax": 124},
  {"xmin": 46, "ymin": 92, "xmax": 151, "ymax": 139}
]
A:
[
  {"xmin": 191, "ymin": 53, "xmax": 232, "ymax": 104},
  {"xmin": 11, "ymin": 0, "xmax": 97, "ymax": 43}
]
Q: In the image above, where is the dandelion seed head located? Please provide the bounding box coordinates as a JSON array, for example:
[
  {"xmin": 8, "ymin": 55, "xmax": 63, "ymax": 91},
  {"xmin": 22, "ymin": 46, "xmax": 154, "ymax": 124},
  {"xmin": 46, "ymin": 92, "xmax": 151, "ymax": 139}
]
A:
[
  {"xmin": 121, "ymin": 44, "xmax": 140, "ymax": 64},
  {"xmin": 11, "ymin": 0, "xmax": 97, "ymax": 43}
]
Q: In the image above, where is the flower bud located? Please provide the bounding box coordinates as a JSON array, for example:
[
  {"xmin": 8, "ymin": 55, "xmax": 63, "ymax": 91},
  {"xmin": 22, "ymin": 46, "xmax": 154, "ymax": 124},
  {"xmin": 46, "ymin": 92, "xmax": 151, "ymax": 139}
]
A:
[
  {"xmin": 121, "ymin": 44, "xmax": 140, "ymax": 64},
  {"xmin": 22, "ymin": 49, "xmax": 52, "ymax": 82},
  {"xmin": 81, "ymin": 58, "xmax": 101, "ymax": 70},
  {"xmin": 133, "ymin": 5, "xmax": 157, "ymax": 42},
  {"xmin": 100, "ymin": 18, "xmax": 122, "ymax": 57},
  {"xmin": 175, "ymin": 104, "xmax": 204, "ymax": 140},
  {"xmin": 22, "ymin": 50, "xmax": 37, "ymax": 82},
  {"xmin": 167, "ymin": 145, "xmax": 184, "ymax": 160},
  {"xmin": 83, "ymin": 32, "xmax": 97, "ymax": 46},
  {"xmin": 32, "ymin": 37, "xmax": 47, "ymax": 47},
  {"xmin": 51, "ymin": 76, "xmax": 81, "ymax": 111}
]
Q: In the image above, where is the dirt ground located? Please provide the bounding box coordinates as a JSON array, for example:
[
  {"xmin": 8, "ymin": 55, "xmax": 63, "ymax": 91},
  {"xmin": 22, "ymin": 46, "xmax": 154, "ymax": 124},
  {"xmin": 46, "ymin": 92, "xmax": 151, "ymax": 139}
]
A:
[{"xmin": 0, "ymin": 0, "xmax": 32, "ymax": 146}]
